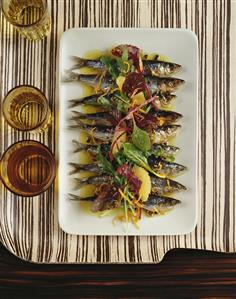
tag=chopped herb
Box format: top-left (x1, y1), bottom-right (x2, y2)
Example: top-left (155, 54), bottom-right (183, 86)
top-left (122, 48), bottom-right (129, 61)
top-left (113, 92), bottom-right (130, 113)
top-left (97, 95), bottom-right (111, 107)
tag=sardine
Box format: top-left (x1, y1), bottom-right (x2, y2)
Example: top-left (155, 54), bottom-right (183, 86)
top-left (150, 175), bottom-right (186, 194)
top-left (69, 162), bottom-right (102, 174)
top-left (73, 173), bottom-right (186, 195)
top-left (69, 56), bottom-right (181, 77)
top-left (146, 76), bottom-right (185, 94)
top-left (71, 109), bottom-right (181, 128)
top-left (69, 124), bottom-right (114, 142)
top-left (148, 155), bottom-right (187, 177)
top-left (71, 111), bottom-right (116, 127)
top-left (152, 125), bottom-right (181, 143)
top-left (143, 60), bottom-right (182, 77)
top-left (143, 195), bottom-right (181, 213)
top-left (64, 72), bottom-right (184, 94)
top-left (63, 72), bottom-right (115, 91)
top-left (69, 193), bottom-right (180, 216)
top-left (69, 92), bottom-right (176, 108)
top-left (70, 56), bottom-right (105, 70)
top-left (72, 140), bottom-right (110, 154)
top-left (69, 93), bottom-right (106, 108)
top-left (75, 175), bottom-right (110, 187)
top-left (72, 140), bottom-right (179, 159)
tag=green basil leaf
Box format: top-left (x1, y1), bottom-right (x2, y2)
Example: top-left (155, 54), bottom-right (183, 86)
top-left (122, 143), bottom-right (157, 176)
top-left (131, 123), bottom-right (151, 152)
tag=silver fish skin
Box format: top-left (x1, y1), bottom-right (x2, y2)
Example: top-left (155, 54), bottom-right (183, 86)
top-left (69, 56), bottom-right (105, 70)
top-left (143, 60), bottom-right (182, 77)
top-left (151, 144), bottom-right (180, 156)
top-left (72, 140), bottom-right (110, 154)
top-left (68, 92), bottom-right (176, 108)
top-left (146, 76), bottom-right (185, 94)
top-left (152, 125), bottom-right (181, 143)
top-left (150, 175), bottom-right (186, 194)
top-left (64, 72), bottom-right (115, 91)
top-left (72, 140), bottom-right (179, 158)
top-left (64, 72), bottom-right (184, 93)
top-left (75, 175), bottom-right (110, 187)
top-left (143, 195), bottom-right (181, 213)
top-left (147, 156), bottom-right (187, 177)
top-left (69, 124), bottom-right (114, 142)
top-left (154, 93), bottom-right (177, 108)
top-left (150, 109), bottom-right (182, 125)
top-left (69, 56), bottom-right (182, 77)
top-left (69, 94), bottom-right (105, 108)
top-left (71, 111), bottom-right (116, 127)
top-left (71, 109), bottom-right (181, 127)
top-left (69, 162), bottom-right (102, 174)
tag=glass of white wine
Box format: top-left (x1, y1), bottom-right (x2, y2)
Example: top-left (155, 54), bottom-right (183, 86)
top-left (3, 85), bottom-right (51, 132)
top-left (0, 140), bottom-right (56, 196)
top-left (1, 0), bottom-right (51, 40)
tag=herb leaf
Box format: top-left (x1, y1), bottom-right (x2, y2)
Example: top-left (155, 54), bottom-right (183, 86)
top-left (131, 122), bottom-right (151, 152)
top-left (122, 143), bottom-right (158, 176)
top-left (100, 56), bottom-right (119, 79)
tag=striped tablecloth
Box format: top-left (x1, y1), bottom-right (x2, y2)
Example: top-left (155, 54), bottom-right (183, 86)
top-left (0, 0), bottom-right (235, 263)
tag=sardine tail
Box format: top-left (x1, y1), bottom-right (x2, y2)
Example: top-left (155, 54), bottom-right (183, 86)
top-left (72, 140), bottom-right (89, 152)
top-left (69, 56), bottom-right (86, 70)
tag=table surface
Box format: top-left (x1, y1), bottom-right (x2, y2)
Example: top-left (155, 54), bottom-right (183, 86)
top-left (0, 245), bottom-right (235, 298)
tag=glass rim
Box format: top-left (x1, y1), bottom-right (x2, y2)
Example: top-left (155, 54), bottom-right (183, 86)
top-left (1, 0), bottom-right (48, 28)
top-left (3, 84), bottom-right (50, 132)
top-left (0, 140), bottom-right (56, 197)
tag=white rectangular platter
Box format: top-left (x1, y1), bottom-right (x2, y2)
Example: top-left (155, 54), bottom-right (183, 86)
top-left (58, 28), bottom-right (198, 236)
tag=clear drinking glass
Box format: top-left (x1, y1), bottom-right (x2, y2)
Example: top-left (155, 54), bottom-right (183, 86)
top-left (1, 0), bottom-right (51, 40)
top-left (0, 140), bottom-right (56, 196)
top-left (3, 85), bottom-right (51, 132)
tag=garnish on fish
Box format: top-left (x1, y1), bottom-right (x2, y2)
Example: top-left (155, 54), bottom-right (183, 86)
top-left (69, 56), bottom-right (182, 77)
top-left (74, 173), bottom-right (186, 195)
top-left (65, 44), bottom-right (187, 227)
top-left (71, 109), bottom-right (182, 128)
top-left (69, 92), bottom-right (177, 108)
top-left (64, 72), bottom-right (184, 94)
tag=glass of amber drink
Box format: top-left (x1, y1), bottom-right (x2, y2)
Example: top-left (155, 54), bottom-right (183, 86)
top-left (3, 85), bottom-right (51, 133)
top-left (1, 0), bottom-right (50, 40)
top-left (0, 141), bottom-right (56, 196)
